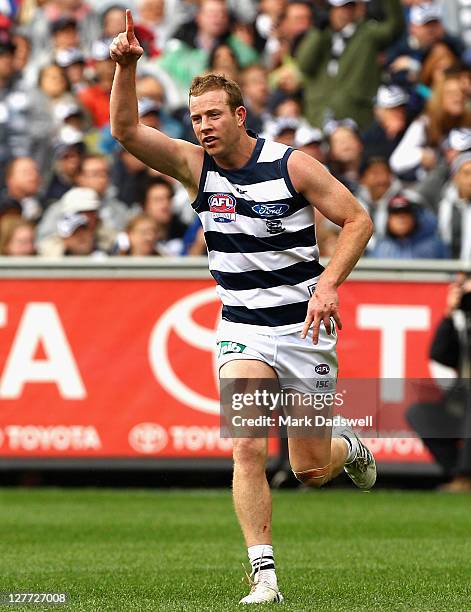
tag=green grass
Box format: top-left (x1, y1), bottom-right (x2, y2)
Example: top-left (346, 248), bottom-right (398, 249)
top-left (0, 488), bottom-right (470, 611)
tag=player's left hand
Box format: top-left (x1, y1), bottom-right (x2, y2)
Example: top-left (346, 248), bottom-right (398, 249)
top-left (301, 282), bottom-right (342, 344)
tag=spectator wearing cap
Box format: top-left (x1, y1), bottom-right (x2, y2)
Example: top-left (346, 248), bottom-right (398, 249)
top-left (265, 116), bottom-right (300, 147)
top-left (240, 64), bottom-right (270, 135)
top-left (0, 32), bottom-right (31, 188)
top-left (53, 212), bottom-right (105, 257)
top-left (325, 119), bottom-right (363, 192)
top-left (294, 124), bottom-right (326, 163)
top-left (55, 47), bottom-right (88, 93)
top-left (43, 141), bottom-right (85, 204)
top-left (436, 153), bottom-right (471, 260)
top-left (386, 2), bottom-right (463, 90)
top-left (0, 217), bottom-right (36, 256)
top-left (390, 72), bottom-right (471, 182)
top-left (356, 156), bottom-right (403, 242)
top-left (296, 0), bottom-right (404, 129)
top-left (78, 39), bottom-right (115, 128)
top-left (370, 193), bottom-right (449, 259)
top-left (55, 103), bottom-right (88, 146)
top-left (1, 157), bottom-right (43, 222)
top-left (362, 84), bottom-right (409, 160)
top-left (37, 187), bottom-right (111, 256)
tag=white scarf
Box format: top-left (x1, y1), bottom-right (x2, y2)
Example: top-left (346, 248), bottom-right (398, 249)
top-left (327, 23), bottom-right (357, 77)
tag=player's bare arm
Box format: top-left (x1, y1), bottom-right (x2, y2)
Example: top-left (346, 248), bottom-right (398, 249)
top-left (109, 9), bottom-right (202, 197)
top-left (288, 150), bottom-right (374, 343)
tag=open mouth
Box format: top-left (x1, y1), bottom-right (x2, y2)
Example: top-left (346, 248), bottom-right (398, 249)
top-left (203, 136), bottom-right (218, 146)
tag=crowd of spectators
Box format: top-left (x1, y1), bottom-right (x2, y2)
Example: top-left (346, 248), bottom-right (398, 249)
top-left (0, 0), bottom-right (470, 259)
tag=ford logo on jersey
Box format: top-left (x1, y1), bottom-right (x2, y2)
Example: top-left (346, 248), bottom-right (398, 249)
top-left (209, 194), bottom-right (237, 223)
top-left (252, 203), bottom-right (290, 218)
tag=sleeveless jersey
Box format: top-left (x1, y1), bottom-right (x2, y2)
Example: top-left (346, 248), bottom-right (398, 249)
top-left (192, 137), bottom-right (324, 334)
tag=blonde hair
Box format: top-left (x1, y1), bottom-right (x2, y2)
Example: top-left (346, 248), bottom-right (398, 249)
top-left (426, 74), bottom-right (471, 146)
top-left (0, 217), bottom-right (35, 255)
top-left (420, 43), bottom-right (458, 88)
top-left (189, 73), bottom-right (244, 113)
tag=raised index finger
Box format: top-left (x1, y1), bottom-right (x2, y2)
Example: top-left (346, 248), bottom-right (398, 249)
top-left (126, 9), bottom-right (134, 36)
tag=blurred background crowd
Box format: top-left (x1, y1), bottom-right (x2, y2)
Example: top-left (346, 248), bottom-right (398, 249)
top-left (0, 0), bottom-right (470, 259)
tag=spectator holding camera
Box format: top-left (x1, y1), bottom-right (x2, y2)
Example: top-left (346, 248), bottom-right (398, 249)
top-left (407, 276), bottom-right (471, 492)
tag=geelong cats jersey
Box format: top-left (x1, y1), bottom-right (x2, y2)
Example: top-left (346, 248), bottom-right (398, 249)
top-left (192, 137), bottom-right (324, 334)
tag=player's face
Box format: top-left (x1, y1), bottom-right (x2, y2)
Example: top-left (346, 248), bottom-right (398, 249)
top-left (190, 89), bottom-right (244, 157)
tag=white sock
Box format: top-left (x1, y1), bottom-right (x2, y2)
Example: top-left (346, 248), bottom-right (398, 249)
top-left (342, 434), bottom-right (359, 463)
top-left (247, 544), bottom-right (277, 587)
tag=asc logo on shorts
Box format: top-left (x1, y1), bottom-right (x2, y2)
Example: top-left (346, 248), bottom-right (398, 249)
top-left (209, 193), bottom-right (237, 223)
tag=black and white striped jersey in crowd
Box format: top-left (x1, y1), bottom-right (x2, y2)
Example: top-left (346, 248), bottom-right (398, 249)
top-left (192, 137), bottom-right (324, 334)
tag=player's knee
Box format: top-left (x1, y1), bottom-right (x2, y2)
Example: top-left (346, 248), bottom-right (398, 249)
top-left (292, 464), bottom-right (331, 488)
top-left (233, 438), bottom-right (266, 471)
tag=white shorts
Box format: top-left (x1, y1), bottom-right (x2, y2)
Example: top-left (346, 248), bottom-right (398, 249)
top-left (216, 320), bottom-right (338, 394)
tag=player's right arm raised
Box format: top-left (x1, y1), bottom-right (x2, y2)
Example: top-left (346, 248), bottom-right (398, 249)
top-left (109, 10), bottom-right (201, 190)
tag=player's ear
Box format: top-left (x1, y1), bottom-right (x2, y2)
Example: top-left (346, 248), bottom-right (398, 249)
top-left (235, 105), bottom-right (246, 127)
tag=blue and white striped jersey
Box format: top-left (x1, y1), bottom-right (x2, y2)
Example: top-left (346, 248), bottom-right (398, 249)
top-left (192, 137), bottom-right (324, 334)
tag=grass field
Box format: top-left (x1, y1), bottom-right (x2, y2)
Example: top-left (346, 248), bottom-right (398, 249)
top-left (0, 488), bottom-right (470, 611)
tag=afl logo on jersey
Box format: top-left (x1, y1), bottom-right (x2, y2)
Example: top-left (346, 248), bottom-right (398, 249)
top-left (209, 194), bottom-right (237, 223)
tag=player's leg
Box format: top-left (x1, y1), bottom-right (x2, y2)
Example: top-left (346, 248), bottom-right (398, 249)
top-left (287, 431), bottom-right (348, 487)
top-left (275, 326), bottom-right (376, 490)
top-left (220, 358), bottom-right (283, 604)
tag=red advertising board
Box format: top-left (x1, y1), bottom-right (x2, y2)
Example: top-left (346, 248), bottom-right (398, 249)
top-left (0, 275), bottom-right (450, 467)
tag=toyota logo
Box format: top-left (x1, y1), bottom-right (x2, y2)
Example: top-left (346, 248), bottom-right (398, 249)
top-left (128, 422), bottom-right (168, 454)
top-left (149, 287), bottom-right (221, 415)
